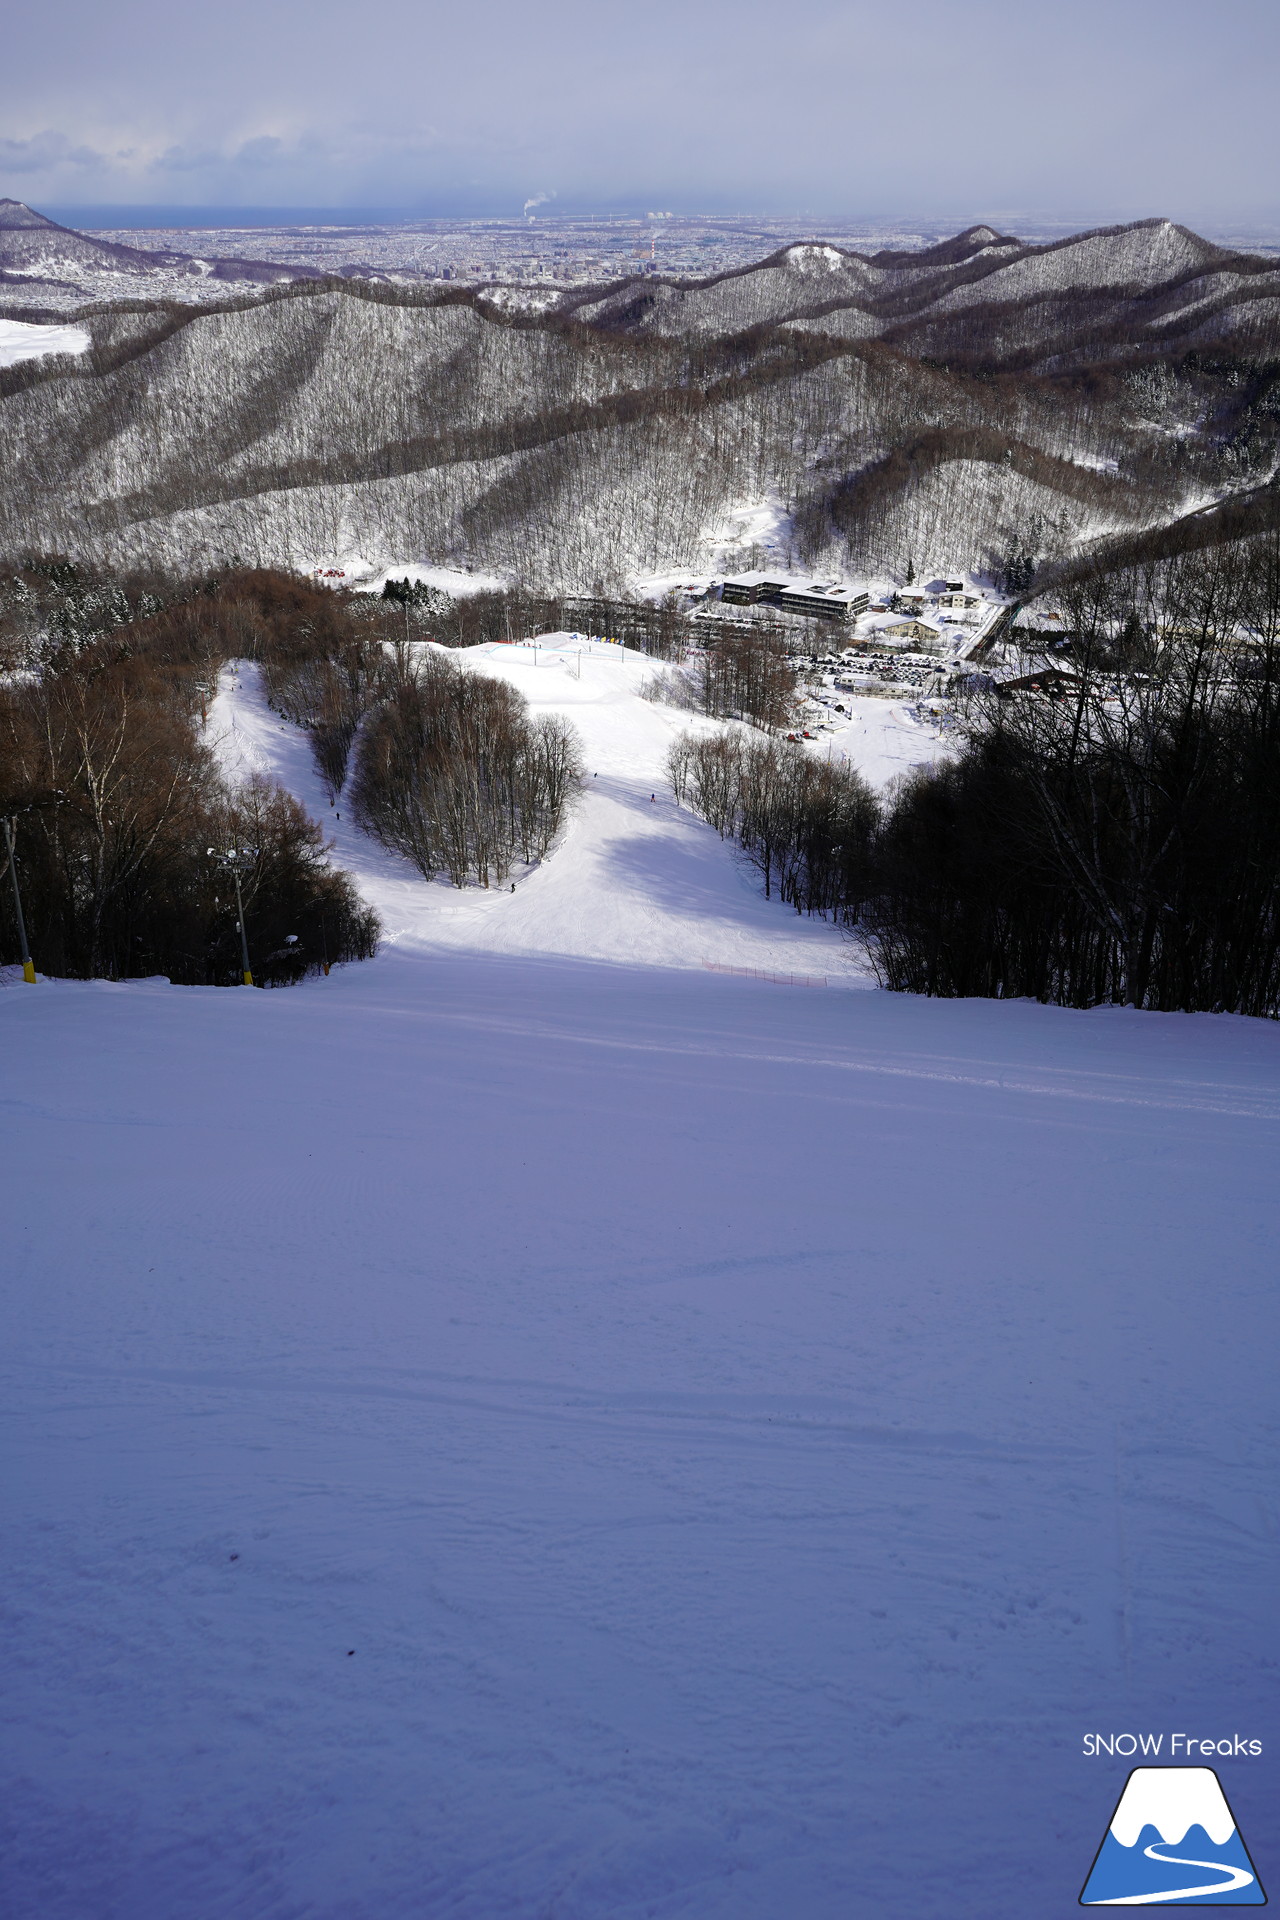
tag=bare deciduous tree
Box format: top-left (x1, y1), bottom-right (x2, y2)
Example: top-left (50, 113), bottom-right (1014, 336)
top-left (350, 651), bottom-right (584, 887)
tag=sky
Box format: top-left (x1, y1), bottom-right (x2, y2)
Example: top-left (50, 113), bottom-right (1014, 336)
top-left (3, 0), bottom-right (1278, 224)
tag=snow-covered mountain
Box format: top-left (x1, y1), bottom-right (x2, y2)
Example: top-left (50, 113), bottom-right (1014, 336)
top-left (1, 213), bottom-right (1278, 586)
top-left (0, 199), bottom-right (316, 300)
top-left (568, 219), bottom-right (1279, 362)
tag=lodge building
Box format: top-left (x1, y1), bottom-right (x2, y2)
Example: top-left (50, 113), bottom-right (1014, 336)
top-left (717, 573), bottom-right (871, 622)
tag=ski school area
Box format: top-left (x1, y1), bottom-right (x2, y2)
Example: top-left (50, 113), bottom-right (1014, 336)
top-left (2, 630), bottom-right (1278, 1919)
top-left (505, 632), bottom-right (638, 674)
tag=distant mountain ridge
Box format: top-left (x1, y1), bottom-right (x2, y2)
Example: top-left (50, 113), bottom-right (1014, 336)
top-left (567, 219), bottom-right (1276, 367)
top-left (0, 199), bottom-right (317, 295)
top-left (2, 210), bottom-right (1279, 588)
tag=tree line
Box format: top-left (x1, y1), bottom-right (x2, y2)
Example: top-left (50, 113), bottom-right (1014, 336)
top-left (866, 538), bottom-right (1280, 1013)
top-left (0, 556), bottom-right (597, 979)
top-left (0, 562), bottom-right (378, 984)
top-left (13, 538), bottom-right (1280, 1015)
top-left (152, 567), bottom-right (587, 891)
top-left (669, 729), bottom-right (878, 915)
top-left (673, 536), bottom-right (1280, 1016)
top-left (378, 579), bottom-right (691, 659)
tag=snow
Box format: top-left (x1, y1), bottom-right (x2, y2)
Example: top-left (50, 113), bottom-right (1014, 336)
top-left (354, 562), bottom-right (508, 597)
top-left (631, 568), bottom-right (719, 600)
top-left (1111, 1770), bottom-right (1236, 1849)
top-left (784, 244), bottom-right (845, 272)
top-left (4, 944), bottom-right (1278, 1917)
top-left (700, 496), bottom-right (792, 570)
top-left (805, 695), bottom-right (955, 790)
top-left (207, 644), bottom-right (866, 978)
top-left (478, 286), bottom-right (565, 315)
top-left (933, 221), bottom-right (1221, 314)
top-left (4, 640), bottom-right (1277, 1918)
top-left (307, 560), bottom-right (507, 596)
top-left (0, 317), bottom-right (90, 368)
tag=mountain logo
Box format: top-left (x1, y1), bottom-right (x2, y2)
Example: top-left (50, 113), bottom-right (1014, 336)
top-left (1081, 1767), bottom-right (1265, 1905)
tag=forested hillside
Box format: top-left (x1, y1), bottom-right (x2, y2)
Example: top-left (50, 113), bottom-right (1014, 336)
top-left (3, 219), bottom-right (1280, 588)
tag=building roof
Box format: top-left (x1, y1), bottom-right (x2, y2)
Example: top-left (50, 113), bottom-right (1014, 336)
top-left (721, 571), bottom-right (868, 608)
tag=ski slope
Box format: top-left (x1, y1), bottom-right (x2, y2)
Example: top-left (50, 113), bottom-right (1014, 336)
top-left (207, 640), bottom-right (875, 978)
top-left (811, 695), bottom-right (956, 791)
top-left (3, 642), bottom-right (1278, 1920)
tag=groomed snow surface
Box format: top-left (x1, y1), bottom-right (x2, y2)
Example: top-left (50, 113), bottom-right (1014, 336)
top-left (208, 639), bottom-right (896, 979)
top-left (3, 642), bottom-right (1277, 1919)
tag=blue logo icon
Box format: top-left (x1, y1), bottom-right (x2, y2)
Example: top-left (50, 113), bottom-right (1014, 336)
top-left (1081, 1767), bottom-right (1265, 1905)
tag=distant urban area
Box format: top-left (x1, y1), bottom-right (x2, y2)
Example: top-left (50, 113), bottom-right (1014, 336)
top-left (72, 209), bottom-right (1280, 290)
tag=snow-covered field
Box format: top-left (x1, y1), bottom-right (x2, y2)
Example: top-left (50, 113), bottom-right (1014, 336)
top-left (3, 643), bottom-right (1277, 1919)
top-left (352, 562), bottom-right (508, 598)
top-left (814, 697), bottom-right (956, 791)
top-left (0, 317), bottom-right (91, 367)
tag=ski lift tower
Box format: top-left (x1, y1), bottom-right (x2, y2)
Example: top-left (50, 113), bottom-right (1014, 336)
top-left (208, 845), bottom-right (259, 986)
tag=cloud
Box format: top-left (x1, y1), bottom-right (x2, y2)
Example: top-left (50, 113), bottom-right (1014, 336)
top-left (150, 144), bottom-right (225, 175)
top-left (0, 130), bottom-right (103, 173)
top-left (234, 135), bottom-right (286, 169)
top-left (0, 0), bottom-right (1276, 220)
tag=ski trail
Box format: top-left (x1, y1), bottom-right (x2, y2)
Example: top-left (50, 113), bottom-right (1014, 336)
top-left (416, 1007), bottom-right (1280, 1121)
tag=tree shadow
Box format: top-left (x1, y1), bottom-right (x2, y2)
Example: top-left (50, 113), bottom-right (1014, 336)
top-left (600, 830), bottom-right (771, 921)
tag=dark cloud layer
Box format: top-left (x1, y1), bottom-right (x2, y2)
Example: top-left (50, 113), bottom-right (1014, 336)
top-left (3, 0), bottom-right (1277, 220)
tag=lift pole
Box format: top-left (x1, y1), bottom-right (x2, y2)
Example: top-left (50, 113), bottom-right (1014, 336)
top-left (231, 864), bottom-right (253, 986)
top-left (2, 816), bottom-right (36, 983)
top-left (210, 846), bottom-right (258, 985)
